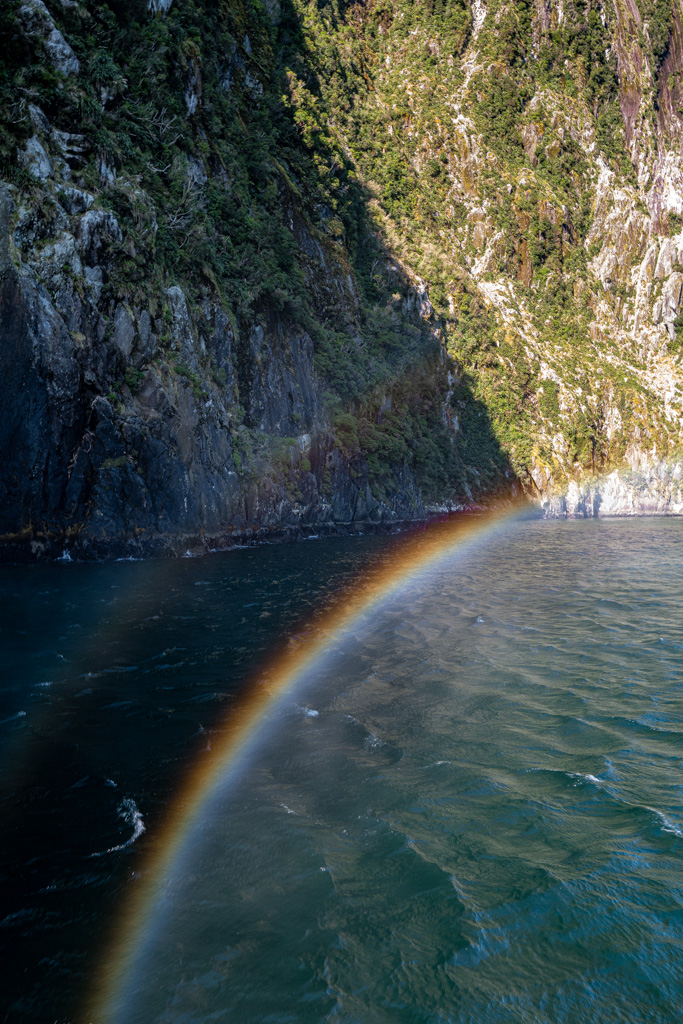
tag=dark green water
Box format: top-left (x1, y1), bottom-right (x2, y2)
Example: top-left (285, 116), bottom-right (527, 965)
top-left (3, 519), bottom-right (683, 1022)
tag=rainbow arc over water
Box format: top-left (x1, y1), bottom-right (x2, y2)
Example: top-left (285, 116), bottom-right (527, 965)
top-left (91, 502), bottom-right (530, 1023)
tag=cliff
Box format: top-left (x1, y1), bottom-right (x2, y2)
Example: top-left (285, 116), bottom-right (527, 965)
top-left (3, 0), bottom-right (683, 558)
top-left (1, 0), bottom-right (503, 560)
top-left (296, 0), bottom-right (683, 515)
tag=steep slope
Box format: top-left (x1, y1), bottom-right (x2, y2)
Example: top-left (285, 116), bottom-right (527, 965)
top-left (1, 0), bottom-right (511, 560)
top-left (294, 0), bottom-right (683, 513)
top-left (4, 0), bottom-right (683, 562)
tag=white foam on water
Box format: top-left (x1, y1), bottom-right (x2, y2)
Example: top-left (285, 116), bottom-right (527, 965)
top-left (364, 733), bottom-right (384, 750)
top-left (650, 808), bottom-right (683, 838)
top-left (89, 798), bottom-right (146, 857)
top-left (568, 772), bottom-right (603, 785)
top-left (526, 767), bottom-right (605, 787)
top-left (0, 711), bottom-right (26, 724)
top-left (105, 779), bottom-right (118, 788)
top-left (295, 704), bottom-right (319, 717)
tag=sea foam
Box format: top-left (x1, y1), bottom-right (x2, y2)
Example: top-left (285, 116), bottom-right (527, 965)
top-left (90, 798), bottom-right (145, 857)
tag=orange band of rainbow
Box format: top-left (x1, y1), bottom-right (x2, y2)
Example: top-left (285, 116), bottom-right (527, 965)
top-left (89, 503), bottom-right (530, 1022)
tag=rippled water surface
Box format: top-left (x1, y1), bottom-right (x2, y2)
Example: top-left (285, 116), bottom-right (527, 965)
top-left (3, 518), bottom-right (683, 1023)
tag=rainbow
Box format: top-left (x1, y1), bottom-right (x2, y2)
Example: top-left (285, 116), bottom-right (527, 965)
top-left (90, 502), bottom-right (530, 1023)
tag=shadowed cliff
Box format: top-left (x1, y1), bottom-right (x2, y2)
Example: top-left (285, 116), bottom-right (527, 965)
top-left (0, 0), bottom-right (517, 561)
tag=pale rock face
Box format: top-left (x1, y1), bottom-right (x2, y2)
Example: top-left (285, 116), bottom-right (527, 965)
top-left (544, 448), bottom-right (683, 516)
top-left (244, 71), bottom-right (263, 97)
top-left (18, 0), bottom-right (80, 76)
top-left (166, 285), bottom-right (196, 358)
top-left (18, 136), bottom-right (53, 181)
top-left (113, 305), bottom-right (135, 361)
top-left (148, 0), bottom-right (173, 12)
top-left (654, 237), bottom-right (677, 279)
top-left (98, 156), bottom-right (116, 188)
top-left (530, 463), bottom-right (550, 492)
top-left (83, 265), bottom-right (103, 301)
top-left (57, 187), bottom-right (94, 217)
top-left (262, 0), bottom-right (281, 25)
top-left (661, 272), bottom-right (683, 323)
top-left (136, 310), bottom-right (157, 363)
top-left (76, 209), bottom-right (122, 265)
top-left (520, 123), bottom-right (541, 164)
top-left (187, 157), bottom-right (207, 187)
top-left (598, 472), bottom-right (636, 515)
top-left (403, 281), bottom-right (433, 318)
top-left (184, 61), bottom-right (202, 115)
top-left (51, 128), bottom-right (88, 165)
top-left (28, 103), bottom-right (51, 134)
top-left (471, 0), bottom-right (487, 36)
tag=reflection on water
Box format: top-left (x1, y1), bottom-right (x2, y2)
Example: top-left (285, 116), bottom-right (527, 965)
top-left (3, 519), bottom-right (683, 1022)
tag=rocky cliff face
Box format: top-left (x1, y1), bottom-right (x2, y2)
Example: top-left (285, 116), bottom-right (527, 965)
top-left (0, 169), bottom-right (444, 559)
top-left (5, 0), bottom-right (683, 560)
top-left (303, 0), bottom-right (683, 515)
top-left (0, 0), bottom-right (497, 561)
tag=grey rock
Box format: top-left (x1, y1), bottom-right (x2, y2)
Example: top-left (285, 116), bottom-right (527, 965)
top-left (148, 0), bottom-right (173, 11)
top-left (28, 103), bottom-right (51, 134)
top-left (244, 71), bottom-right (263, 96)
top-left (136, 309), bottom-right (156, 362)
top-left (245, 321), bottom-right (322, 435)
top-left (51, 128), bottom-right (89, 165)
top-left (185, 61), bottom-right (201, 115)
top-left (661, 272), bottom-right (683, 321)
top-left (166, 285), bottom-right (195, 357)
top-left (262, 0), bottom-right (281, 25)
top-left (76, 209), bottom-right (122, 264)
top-left (113, 305), bottom-right (135, 361)
top-left (84, 265), bottom-right (103, 301)
top-left (18, 136), bottom-right (53, 181)
top-left (18, 0), bottom-right (80, 76)
top-left (57, 186), bottom-right (94, 216)
top-left (13, 197), bottom-right (68, 252)
top-left (98, 156), bottom-right (116, 187)
top-left (219, 44), bottom-right (241, 92)
top-left (655, 238), bottom-right (676, 279)
top-left (187, 157), bottom-right (207, 187)
top-left (34, 231), bottom-right (82, 291)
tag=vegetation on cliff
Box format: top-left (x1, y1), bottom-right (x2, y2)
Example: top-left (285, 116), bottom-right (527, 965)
top-left (3, 0), bottom-right (683, 552)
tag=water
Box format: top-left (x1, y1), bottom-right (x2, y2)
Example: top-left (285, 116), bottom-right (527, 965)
top-left (3, 519), bottom-right (683, 1022)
